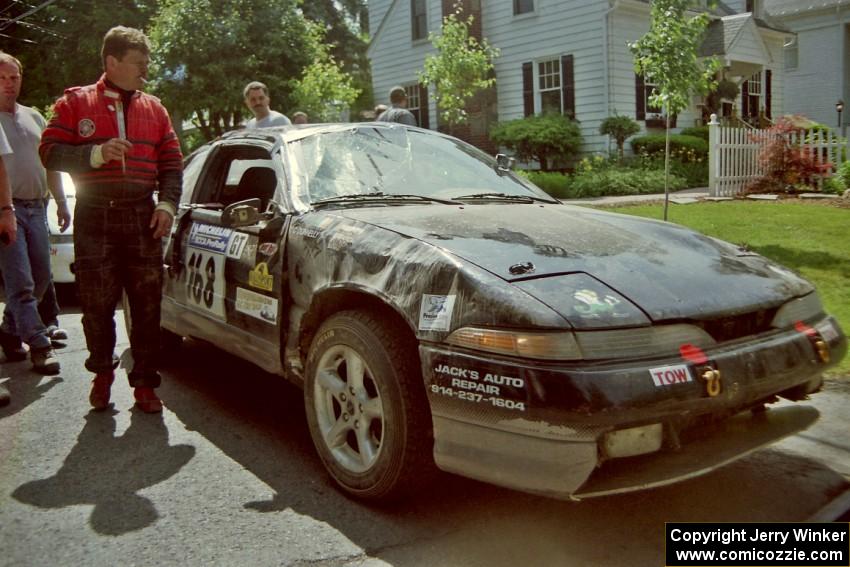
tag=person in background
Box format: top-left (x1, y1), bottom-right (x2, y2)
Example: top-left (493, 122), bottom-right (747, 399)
top-left (0, 135), bottom-right (15, 406)
top-left (40, 26), bottom-right (183, 413)
top-left (0, 51), bottom-right (67, 375)
top-left (374, 104), bottom-right (387, 120)
top-left (292, 111), bottom-right (308, 125)
top-left (375, 86), bottom-right (416, 126)
top-left (243, 81), bottom-right (291, 128)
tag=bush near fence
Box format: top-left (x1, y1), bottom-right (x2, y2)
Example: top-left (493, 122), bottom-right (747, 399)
top-left (518, 160), bottom-right (687, 199)
top-left (631, 134), bottom-right (708, 160)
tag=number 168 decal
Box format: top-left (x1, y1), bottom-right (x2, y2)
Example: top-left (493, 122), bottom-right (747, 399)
top-left (184, 249), bottom-right (226, 318)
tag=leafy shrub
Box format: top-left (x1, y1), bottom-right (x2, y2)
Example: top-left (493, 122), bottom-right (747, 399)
top-left (599, 114), bottom-right (641, 162)
top-left (628, 153), bottom-right (707, 187)
top-left (518, 170), bottom-right (573, 198)
top-left (569, 168), bottom-right (687, 198)
top-left (679, 126), bottom-right (709, 141)
top-left (823, 176), bottom-right (845, 195)
top-left (746, 117), bottom-right (833, 193)
top-left (630, 134), bottom-right (708, 160)
top-left (490, 114), bottom-right (583, 170)
top-left (835, 160), bottom-right (850, 188)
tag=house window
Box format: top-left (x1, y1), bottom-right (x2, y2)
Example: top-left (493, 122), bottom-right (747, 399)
top-left (411, 0), bottom-right (427, 41)
top-left (403, 84), bottom-right (430, 128)
top-left (514, 0), bottom-right (534, 16)
top-left (538, 59), bottom-right (562, 114)
top-left (784, 41), bottom-right (798, 70)
top-left (742, 71), bottom-right (761, 119)
top-left (643, 75), bottom-right (662, 115)
top-left (404, 84), bottom-right (422, 125)
top-left (747, 72), bottom-right (762, 97)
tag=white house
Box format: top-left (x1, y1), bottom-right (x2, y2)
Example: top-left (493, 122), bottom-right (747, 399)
top-left (765, 0), bottom-right (850, 132)
top-left (368, 0), bottom-right (792, 155)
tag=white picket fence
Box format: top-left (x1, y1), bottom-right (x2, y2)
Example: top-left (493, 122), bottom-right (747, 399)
top-left (707, 114), bottom-right (848, 197)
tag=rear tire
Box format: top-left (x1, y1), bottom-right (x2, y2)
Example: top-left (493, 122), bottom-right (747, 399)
top-left (304, 310), bottom-right (434, 501)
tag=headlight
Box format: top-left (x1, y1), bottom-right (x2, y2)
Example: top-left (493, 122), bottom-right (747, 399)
top-left (445, 328), bottom-right (582, 360)
top-left (771, 293), bottom-right (825, 329)
top-left (446, 324), bottom-right (716, 361)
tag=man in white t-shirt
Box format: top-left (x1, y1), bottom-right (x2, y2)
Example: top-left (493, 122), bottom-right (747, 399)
top-left (243, 81), bottom-right (291, 128)
top-left (0, 123), bottom-right (16, 406)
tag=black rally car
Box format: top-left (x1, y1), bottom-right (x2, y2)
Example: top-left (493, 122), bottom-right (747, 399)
top-left (159, 123), bottom-right (846, 501)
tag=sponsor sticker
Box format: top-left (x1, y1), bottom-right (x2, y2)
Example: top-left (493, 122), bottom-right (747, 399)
top-left (258, 242), bottom-right (278, 256)
top-left (249, 262), bottom-right (274, 291)
top-left (649, 364), bottom-right (693, 387)
top-left (418, 294), bottom-right (456, 332)
top-left (188, 223), bottom-right (233, 254)
top-left (226, 232), bottom-right (249, 259)
top-left (291, 224), bottom-right (321, 239)
top-left (235, 287), bottom-right (278, 324)
top-left (78, 118), bottom-right (95, 138)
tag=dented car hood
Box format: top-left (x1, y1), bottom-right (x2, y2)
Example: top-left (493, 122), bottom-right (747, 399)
top-left (334, 203), bottom-right (813, 322)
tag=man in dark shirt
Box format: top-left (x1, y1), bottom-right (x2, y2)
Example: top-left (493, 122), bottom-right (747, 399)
top-left (376, 86), bottom-right (417, 126)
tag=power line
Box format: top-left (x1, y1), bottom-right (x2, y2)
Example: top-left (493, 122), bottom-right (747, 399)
top-left (0, 0), bottom-right (59, 32)
top-left (0, 16), bottom-right (66, 39)
top-left (0, 31), bottom-right (38, 44)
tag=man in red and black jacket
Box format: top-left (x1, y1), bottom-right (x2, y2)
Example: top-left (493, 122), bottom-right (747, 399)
top-left (40, 26), bottom-right (183, 413)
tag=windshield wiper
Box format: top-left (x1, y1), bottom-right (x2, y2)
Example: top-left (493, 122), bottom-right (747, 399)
top-left (312, 192), bottom-right (455, 207)
top-left (452, 192), bottom-right (553, 203)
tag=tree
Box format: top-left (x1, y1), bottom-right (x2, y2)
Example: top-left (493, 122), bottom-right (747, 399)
top-left (490, 114), bottom-right (583, 171)
top-left (599, 114), bottom-right (641, 163)
top-left (290, 54), bottom-right (362, 122)
top-left (629, 0), bottom-right (719, 219)
top-left (419, 2), bottom-right (499, 130)
top-left (299, 0), bottom-right (372, 119)
top-left (2, 1), bottom-right (156, 109)
top-left (148, 0), bottom-right (327, 140)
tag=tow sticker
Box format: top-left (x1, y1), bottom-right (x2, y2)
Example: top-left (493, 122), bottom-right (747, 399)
top-left (649, 364), bottom-right (693, 387)
top-left (418, 294), bottom-right (456, 331)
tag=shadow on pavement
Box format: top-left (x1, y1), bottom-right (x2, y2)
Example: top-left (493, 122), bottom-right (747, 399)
top-left (0, 363), bottom-right (63, 420)
top-left (12, 406), bottom-right (195, 536)
top-left (154, 339), bottom-right (850, 566)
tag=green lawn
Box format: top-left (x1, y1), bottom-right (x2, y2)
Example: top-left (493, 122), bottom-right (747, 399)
top-left (601, 201), bottom-right (850, 375)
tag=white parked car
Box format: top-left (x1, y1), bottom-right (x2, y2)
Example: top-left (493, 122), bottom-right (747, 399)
top-left (46, 172), bottom-right (75, 284)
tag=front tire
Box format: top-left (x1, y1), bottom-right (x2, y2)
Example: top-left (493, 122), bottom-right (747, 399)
top-left (304, 310), bottom-right (433, 501)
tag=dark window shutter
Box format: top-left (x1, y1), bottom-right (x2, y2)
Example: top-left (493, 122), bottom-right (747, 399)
top-left (635, 73), bottom-right (645, 120)
top-left (741, 80), bottom-right (750, 117)
top-left (522, 62), bottom-right (534, 117)
top-left (765, 70), bottom-right (772, 119)
top-left (561, 54), bottom-right (575, 119)
top-left (419, 84), bottom-right (430, 129)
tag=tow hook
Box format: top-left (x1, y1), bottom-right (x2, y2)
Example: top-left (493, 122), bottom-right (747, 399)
top-left (700, 367), bottom-right (722, 397)
top-left (679, 344), bottom-right (722, 397)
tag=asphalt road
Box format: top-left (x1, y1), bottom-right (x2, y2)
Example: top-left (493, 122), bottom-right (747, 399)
top-left (1, 302), bottom-right (849, 567)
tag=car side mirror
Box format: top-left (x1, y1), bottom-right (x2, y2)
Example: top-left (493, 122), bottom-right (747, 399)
top-left (495, 153), bottom-right (515, 174)
top-left (222, 198), bottom-right (261, 227)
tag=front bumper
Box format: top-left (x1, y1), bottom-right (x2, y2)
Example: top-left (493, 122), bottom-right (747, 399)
top-left (420, 315), bottom-right (846, 499)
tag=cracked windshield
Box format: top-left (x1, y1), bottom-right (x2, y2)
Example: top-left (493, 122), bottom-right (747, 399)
top-left (291, 126), bottom-right (551, 203)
